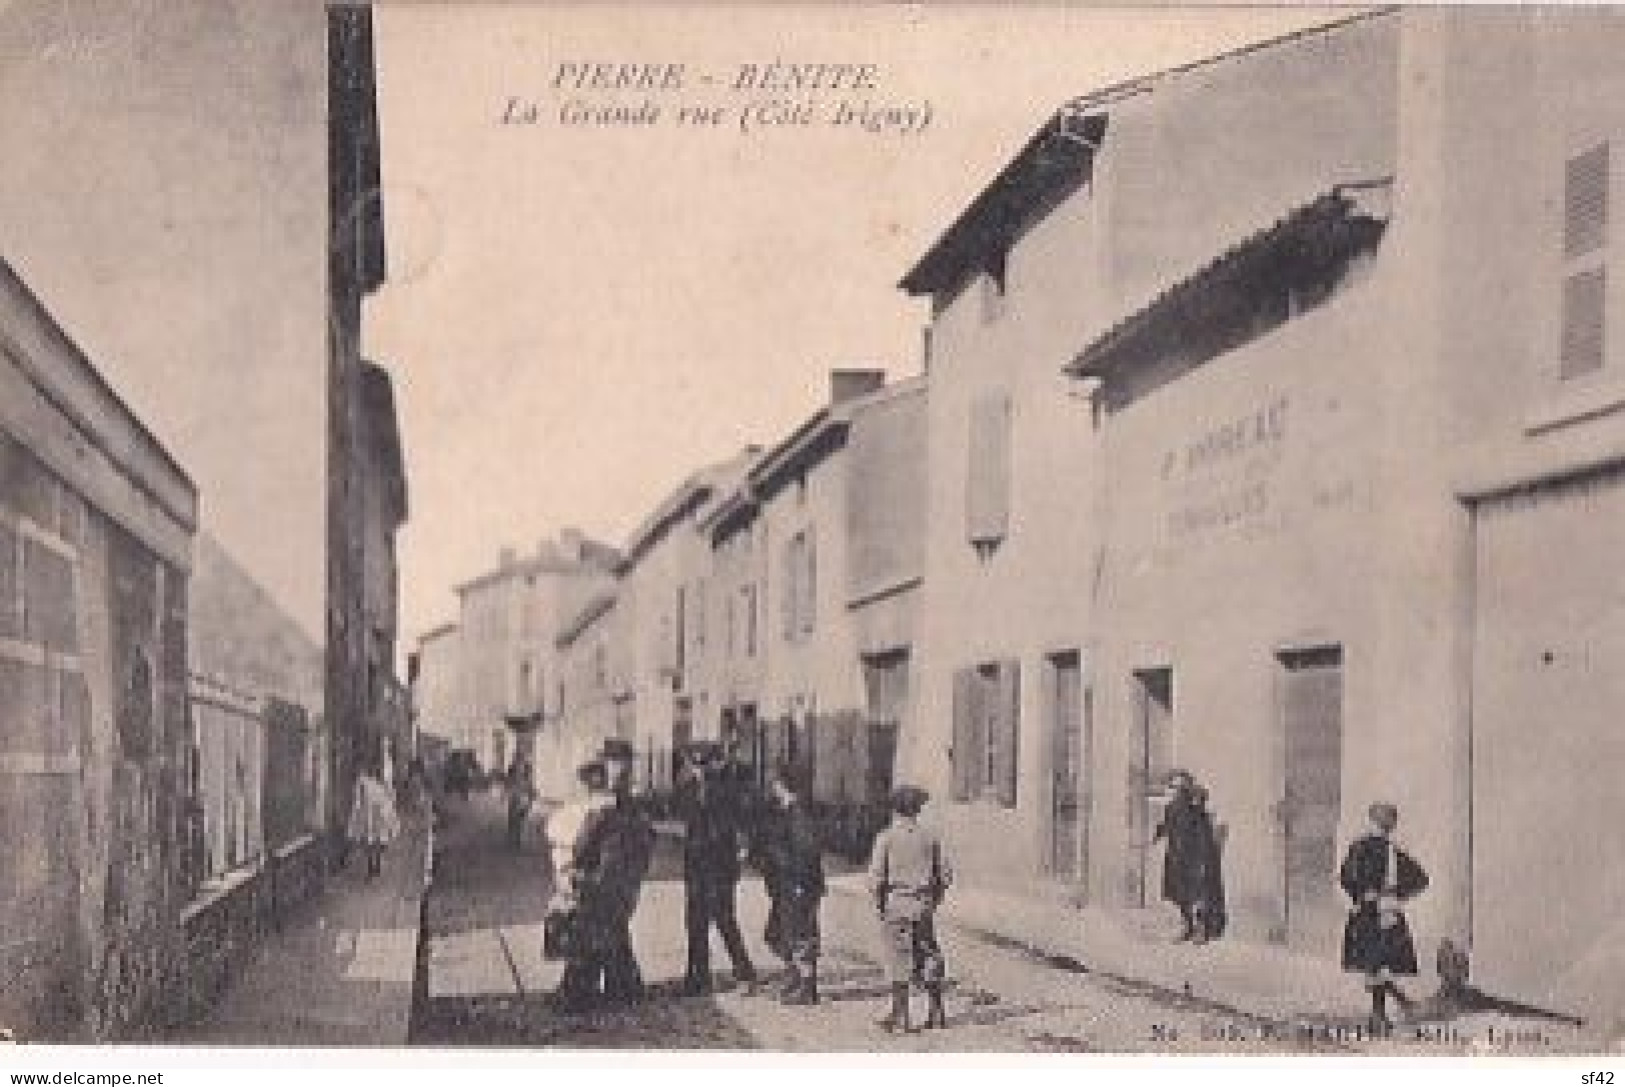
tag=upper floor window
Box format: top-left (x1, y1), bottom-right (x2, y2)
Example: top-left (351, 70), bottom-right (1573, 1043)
top-left (979, 249), bottom-right (1009, 325)
top-left (1561, 142), bottom-right (1610, 380)
top-left (966, 388), bottom-right (1013, 555)
top-left (781, 530), bottom-right (817, 641)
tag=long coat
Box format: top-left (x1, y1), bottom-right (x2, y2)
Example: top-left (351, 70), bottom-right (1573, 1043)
top-left (573, 796), bottom-right (656, 953)
top-left (1339, 832), bottom-right (1428, 975)
top-left (1155, 794), bottom-right (1222, 912)
top-left (674, 768), bottom-right (749, 884)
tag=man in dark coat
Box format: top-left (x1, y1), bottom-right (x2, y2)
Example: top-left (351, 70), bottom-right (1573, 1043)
top-left (1339, 801), bottom-right (1429, 1036)
top-left (752, 760), bottom-right (825, 1004)
top-left (675, 742), bottom-right (758, 995)
top-left (557, 741), bottom-right (656, 1011)
top-left (1153, 770), bottom-right (1224, 942)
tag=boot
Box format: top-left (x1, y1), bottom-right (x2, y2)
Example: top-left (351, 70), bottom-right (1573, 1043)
top-left (1367, 985), bottom-right (1393, 1037)
top-left (780, 965), bottom-right (819, 1005)
top-left (877, 983), bottom-right (911, 1033)
top-left (923, 983), bottom-right (948, 1030)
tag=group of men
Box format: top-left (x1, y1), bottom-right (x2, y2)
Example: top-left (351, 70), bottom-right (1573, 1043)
top-left (541, 738), bottom-right (957, 1034)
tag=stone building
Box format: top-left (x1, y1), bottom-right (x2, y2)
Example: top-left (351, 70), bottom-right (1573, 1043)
top-left (613, 451), bottom-right (756, 795)
top-left (0, 258), bottom-right (197, 1039)
top-left (451, 532), bottom-right (619, 780)
top-left (901, 7), bottom-right (1625, 1024)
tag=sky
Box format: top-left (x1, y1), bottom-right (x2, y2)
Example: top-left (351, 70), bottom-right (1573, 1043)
top-left (365, 4), bottom-right (1353, 647)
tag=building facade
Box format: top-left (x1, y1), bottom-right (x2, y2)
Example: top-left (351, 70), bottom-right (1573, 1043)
top-left (1, 258), bottom-right (198, 1039)
top-left (894, 7), bottom-right (1625, 1024)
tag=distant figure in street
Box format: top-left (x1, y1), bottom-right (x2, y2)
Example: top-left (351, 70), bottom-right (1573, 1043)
top-left (506, 752), bottom-right (536, 851)
top-left (674, 742), bottom-right (758, 995)
top-left (1340, 802), bottom-right (1429, 1036)
top-left (867, 784), bottom-right (953, 1033)
top-left (1152, 769), bottom-right (1224, 943)
top-left (753, 760), bottom-right (825, 1005)
top-left (347, 758), bottom-right (400, 879)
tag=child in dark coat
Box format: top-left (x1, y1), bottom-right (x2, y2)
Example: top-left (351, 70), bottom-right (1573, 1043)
top-left (1340, 801), bottom-right (1429, 1036)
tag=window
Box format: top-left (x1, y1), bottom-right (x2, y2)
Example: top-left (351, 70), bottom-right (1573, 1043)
top-left (781, 531), bottom-right (817, 641)
top-left (1561, 143), bottom-right (1610, 379)
top-left (744, 583), bottom-right (759, 656)
top-left (950, 659), bottom-right (1020, 808)
top-left (966, 389), bottom-right (1013, 553)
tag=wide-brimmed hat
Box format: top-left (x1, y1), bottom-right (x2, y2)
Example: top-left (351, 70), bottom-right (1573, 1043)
top-left (598, 739), bottom-right (635, 762)
top-left (889, 785), bottom-right (930, 815)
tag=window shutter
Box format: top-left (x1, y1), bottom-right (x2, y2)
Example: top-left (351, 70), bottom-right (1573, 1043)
top-left (1562, 143), bottom-right (1610, 380)
top-left (1562, 266), bottom-right (1608, 379)
top-left (781, 538), bottom-right (796, 641)
top-left (802, 528), bottom-right (818, 635)
top-left (1565, 143), bottom-right (1609, 259)
top-left (966, 389), bottom-right (1013, 546)
top-left (995, 660), bottom-right (1021, 808)
top-left (950, 668), bottom-right (979, 802)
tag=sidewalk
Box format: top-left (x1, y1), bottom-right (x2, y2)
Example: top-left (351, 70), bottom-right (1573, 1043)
top-left (828, 874), bottom-right (1597, 1049)
top-left (175, 813), bottom-right (433, 1046)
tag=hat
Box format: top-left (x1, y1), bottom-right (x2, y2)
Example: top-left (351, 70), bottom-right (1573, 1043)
top-left (889, 785), bottom-right (930, 816)
top-left (599, 739), bottom-right (635, 762)
top-left (576, 758), bottom-right (607, 785)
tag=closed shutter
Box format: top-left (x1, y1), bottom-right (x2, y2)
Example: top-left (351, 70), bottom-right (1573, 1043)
top-left (1562, 143), bottom-right (1610, 379)
top-left (950, 668), bottom-right (982, 801)
top-left (802, 528), bottom-right (818, 635)
top-left (995, 660), bottom-right (1021, 808)
top-left (966, 389), bottom-right (1013, 545)
top-left (781, 538), bottom-right (796, 641)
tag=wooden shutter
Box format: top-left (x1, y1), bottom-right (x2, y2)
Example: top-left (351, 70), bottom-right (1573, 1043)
top-left (802, 528), bottom-right (818, 635)
top-left (995, 660), bottom-right (1021, 808)
top-left (950, 668), bottom-right (981, 802)
top-left (1562, 266), bottom-right (1607, 379)
top-left (1565, 143), bottom-right (1609, 259)
top-left (966, 389), bottom-right (1012, 546)
top-left (1562, 143), bottom-right (1610, 379)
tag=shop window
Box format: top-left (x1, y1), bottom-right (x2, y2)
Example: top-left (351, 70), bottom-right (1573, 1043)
top-left (1561, 143), bottom-right (1610, 380)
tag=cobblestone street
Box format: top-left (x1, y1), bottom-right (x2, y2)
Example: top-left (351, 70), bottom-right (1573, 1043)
top-left (411, 795), bottom-right (1426, 1053)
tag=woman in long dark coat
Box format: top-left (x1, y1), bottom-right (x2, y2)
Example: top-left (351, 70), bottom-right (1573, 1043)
top-left (1154, 771), bottom-right (1224, 942)
top-left (1339, 802), bottom-right (1428, 1035)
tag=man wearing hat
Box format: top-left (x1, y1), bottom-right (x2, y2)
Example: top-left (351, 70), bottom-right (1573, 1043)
top-left (753, 759), bottom-right (825, 1004)
top-left (550, 741), bottom-right (656, 1011)
top-left (674, 741), bottom-right (759, 995)
top-left (867, 784), bottom-right (953, 1032)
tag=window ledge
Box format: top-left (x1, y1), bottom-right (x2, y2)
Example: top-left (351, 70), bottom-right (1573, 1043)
top-left (1525, 375), bottom-right (1625, 436)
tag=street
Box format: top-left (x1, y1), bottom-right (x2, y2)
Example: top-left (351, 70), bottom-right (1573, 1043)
top-left (413, 793), bottom-right (1363, 1053)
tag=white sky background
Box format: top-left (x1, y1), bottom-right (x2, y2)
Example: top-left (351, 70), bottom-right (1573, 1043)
top-left (366, 4), bottom-right (1352, 646)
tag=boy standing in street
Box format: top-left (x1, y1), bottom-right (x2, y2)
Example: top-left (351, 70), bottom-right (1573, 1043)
top-left (754, 760), bottom-right (825, 1005)
top-left (867, 784), bottom-right (953, 1032)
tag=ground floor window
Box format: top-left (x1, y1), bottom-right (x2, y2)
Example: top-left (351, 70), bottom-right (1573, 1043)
top-left (950, 659), bottom-right (1019, 807)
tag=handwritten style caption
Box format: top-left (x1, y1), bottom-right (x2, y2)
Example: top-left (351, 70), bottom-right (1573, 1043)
top-left (501, 62), bottom-right (934, 137)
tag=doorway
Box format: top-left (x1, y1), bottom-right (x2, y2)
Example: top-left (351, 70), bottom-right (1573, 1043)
top-left (1130, 667), bottom-right (1174, 906)
top-left (1278, 645), bottom-right (1344, 953)
top-left (1047, 652), bottom-right (1089, 888)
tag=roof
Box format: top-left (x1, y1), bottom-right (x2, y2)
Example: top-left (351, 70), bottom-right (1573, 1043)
top-left (899, 8), bottom-right (1396, 301)
top-left (619, 447), bottom-right (759, 573)
top-left (360, 361), bottom-right (408, 525)
top-left (0, 256), bottom-right (198, 529)
top-left (418, 622), bottom-right (458, 644)
top-left (1066, 180), bottom-right (1392, 381)
top-left (900, 110), bottom-right (1104, 298)
top-left (707, 376), bottom-right (925, 543)
top-left (556, 587), bottom-right (618, 649)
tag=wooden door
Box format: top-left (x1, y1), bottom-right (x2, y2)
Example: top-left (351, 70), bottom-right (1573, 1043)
top-left (1048, 652), bottom-right (1086, 885)
top-left (1279, 646), bottom-right (1344, 954)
